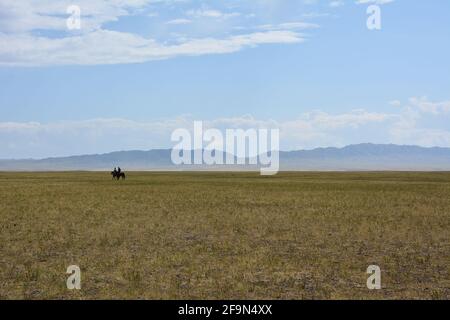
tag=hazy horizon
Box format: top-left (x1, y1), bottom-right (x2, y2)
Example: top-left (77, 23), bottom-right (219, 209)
top-left (2, 142), bottom-right (450, 161)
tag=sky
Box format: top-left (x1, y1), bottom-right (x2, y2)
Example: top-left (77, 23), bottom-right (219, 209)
top-left (0, 0), bottom-right (450, 159)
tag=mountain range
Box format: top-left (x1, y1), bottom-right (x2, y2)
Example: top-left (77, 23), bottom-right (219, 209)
top-left (1, 143), bottom-right (450, 171)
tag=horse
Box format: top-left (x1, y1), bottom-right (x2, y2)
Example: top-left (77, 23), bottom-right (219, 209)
top-left (111, 171), bottom-right (126, 180)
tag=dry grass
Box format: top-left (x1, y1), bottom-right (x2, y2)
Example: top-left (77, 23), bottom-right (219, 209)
top-left (0, 171), bottom-right (449, 299)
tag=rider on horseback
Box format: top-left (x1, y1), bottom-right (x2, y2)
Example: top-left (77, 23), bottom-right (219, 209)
top-left (111, 167), bottom-right (125, 180)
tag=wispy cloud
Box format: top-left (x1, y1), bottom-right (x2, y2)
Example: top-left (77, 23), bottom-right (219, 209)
top-left (0, 29), bottom-right (304, 67)
top-left (165, 18), bottom-right (192, 25)
top-left (257, 22), bottom-right (319, 31)
top-left (185, 8), bottom-right (240, 19)
top-left (408, 97), bottom-right (450, 115)
top-left (329, 1), bottom-right (345, 8)
top-left (0, 0), bottom-right (321, 67)
top-left (0, 105), bottom-right (429, 159)
top-left (0, 0), bottom-right (155, 33)
top-left (388, 97), bottom-right (450, 147)
top-left (0, 112), bottom-right (387, 158)
top-left (355, 0), bottom-right (395, 5)
top-left (3, 96), bottom-right (449, 158)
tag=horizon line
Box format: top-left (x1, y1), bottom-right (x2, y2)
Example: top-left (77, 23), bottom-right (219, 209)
top-left (2, 142), bottom-right (450, 162)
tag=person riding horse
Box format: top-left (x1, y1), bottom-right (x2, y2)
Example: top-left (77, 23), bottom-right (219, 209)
top-left (111, 167), bottom-right (126, 180)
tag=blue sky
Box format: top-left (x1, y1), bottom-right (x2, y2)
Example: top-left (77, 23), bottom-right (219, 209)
top-left (0, 0), bottom-right (449, 158)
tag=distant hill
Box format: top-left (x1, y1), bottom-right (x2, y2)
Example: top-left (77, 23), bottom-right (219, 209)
top-left (1, 144), bottom-right (450, 171)
top-left (281, 143), bottom-right (450, 170)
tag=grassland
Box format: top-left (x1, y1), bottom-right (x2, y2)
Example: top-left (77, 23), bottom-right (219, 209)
top-left (0, 171), bottom-right (449, 299)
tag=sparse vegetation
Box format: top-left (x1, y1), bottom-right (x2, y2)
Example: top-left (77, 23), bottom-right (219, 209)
top-left (0, 172), bottom-right (449, 299)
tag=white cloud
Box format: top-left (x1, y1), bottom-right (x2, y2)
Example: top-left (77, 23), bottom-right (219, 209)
top-left (0, 110), bottom-right (395, 158)
top-left (0, 29), bottom-right (304, 66)
top-left (3, 99), bottom-right (450, 158)
top-left (186, 8), bottom-right (240, 19)
top-left (166, 18), bottom-right (192, 25)
top-left (388, 97), bottom-right (450, 147)
top-left (257, 22), bottom-right (319, 31)
top-left (356, 0), bottom-right (394, 5)
top-left (0, 117), bottom-right (191, 158)
top-left (390, 125), bottom-right (450, 148)
top-left (389, 100), bottom-right (402, 107)
top-left (0, 0), bottom-right (319, 66)
top-left (409, 96), bottom-right (450, 115)
top-left (329, 1), bottom-right (345, 8)
top-left (0, 0), bottom-right (155, 33)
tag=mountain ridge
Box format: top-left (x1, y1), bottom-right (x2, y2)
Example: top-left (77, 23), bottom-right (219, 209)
top-left (1, 143), bottom-right (450, 171)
